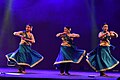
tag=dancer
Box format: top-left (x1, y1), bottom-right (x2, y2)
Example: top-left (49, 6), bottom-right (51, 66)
top-left (6, 24), bottom-right (44, 73)
top-left (54, 26), bottom-right (86, 75)
top-left (86, 23), bottom-right (119, 76)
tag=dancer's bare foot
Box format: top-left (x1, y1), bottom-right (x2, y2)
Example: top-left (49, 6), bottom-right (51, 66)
top-left (100, 71), bottom-right (108, 77)
top-left (65, 72), bottom-right (70, 75)
top-left (60, 73), bottom-right (65, 75)
top-left (22, 71), bottom-right (26, 74)
top-left (100, 74), bottom-right (108, 77)
top-left (18, 70), bottom-right (22, 73)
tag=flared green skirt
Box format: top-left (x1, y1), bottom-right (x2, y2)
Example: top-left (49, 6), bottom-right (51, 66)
top-left (86, 46), bottom-right (119, 71)
top-left (6, 44), bottom-right (44, 67)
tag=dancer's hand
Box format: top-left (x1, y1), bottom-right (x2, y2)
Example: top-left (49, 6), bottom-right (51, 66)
top-left (110, 31), bottom-right (115, 34)
top-left (56, 32), bottom-right (66, 37)
top-left (105, 32), bottom-right (109, 35)
top-left (110, 31), bottom-right (118, 38)
top-left (62, 32), bottom-right (67, 34)
top-left (19, 35), bottom-right (25, 40)
top-left (22, 37), bottom-right (26, 40)
top-left (23, 38), bottom-right (33, 43)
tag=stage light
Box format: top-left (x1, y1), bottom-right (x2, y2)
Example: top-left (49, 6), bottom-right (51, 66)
top-left (0, 0), bottom-right (13, 48)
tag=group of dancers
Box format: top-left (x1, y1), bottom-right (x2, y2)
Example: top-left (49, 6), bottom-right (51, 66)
top-left (5, 24), bottom-right (119, 77)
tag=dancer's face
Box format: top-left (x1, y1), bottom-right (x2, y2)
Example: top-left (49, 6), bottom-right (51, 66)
top-left (26, 25), bottom-right (32, 32)
top-left (64, 27), bottom-right (71, 33)
top-left (102, 25), bottom-right (108, 32)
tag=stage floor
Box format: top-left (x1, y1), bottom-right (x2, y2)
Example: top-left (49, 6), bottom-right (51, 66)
top-left (0, 68), bottom-right (119, 80)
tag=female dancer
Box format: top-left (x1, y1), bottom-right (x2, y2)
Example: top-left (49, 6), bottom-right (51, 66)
top-left (54, 26), bottom-right (86, 75)
top-left (86, 24), bottom-right (119, 76)
top-left (6, 24), bottom-right (44, 73)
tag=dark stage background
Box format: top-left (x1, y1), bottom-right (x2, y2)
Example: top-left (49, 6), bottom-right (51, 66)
top-left (0, 0), bottom-right (120, 71)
